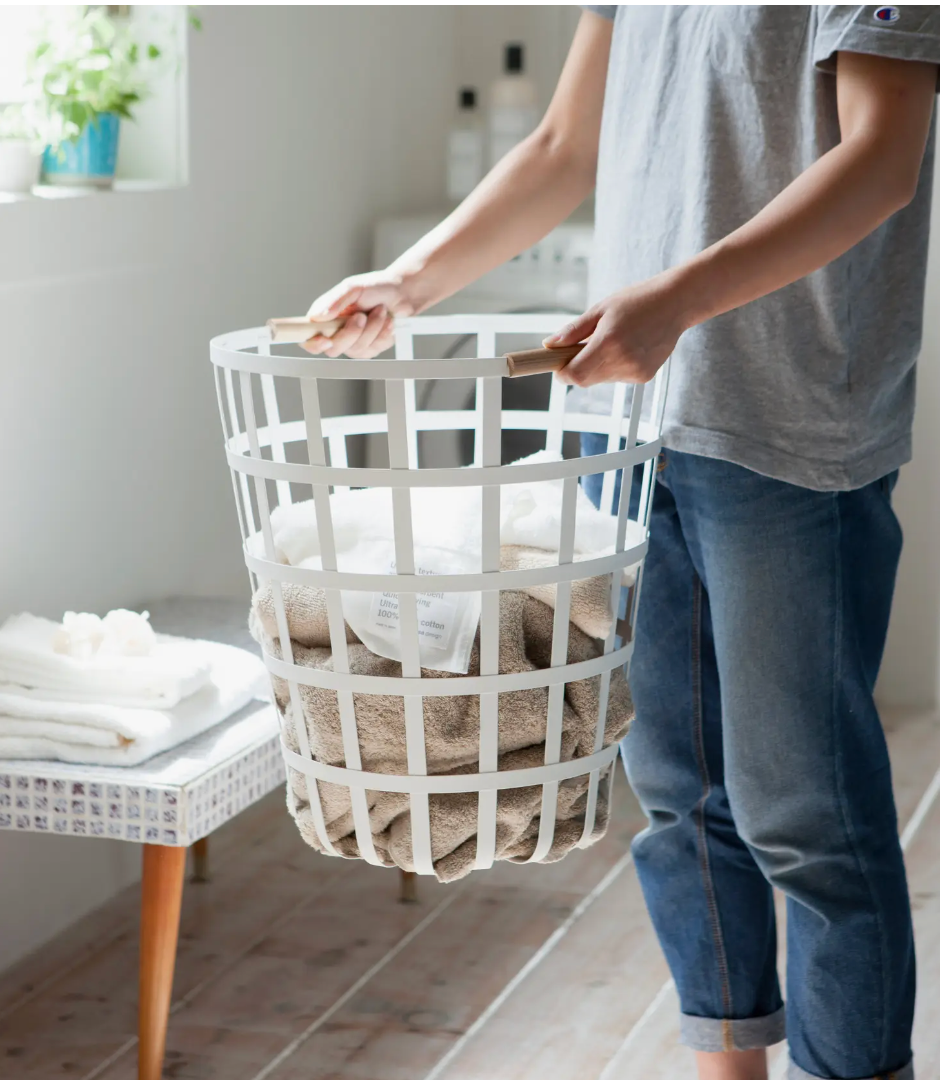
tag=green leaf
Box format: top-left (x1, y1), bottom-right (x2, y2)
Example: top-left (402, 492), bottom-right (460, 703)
top-left (24, 5), bottom-right (176, 138)
top-left (188, 11), bottom-right (203, 31)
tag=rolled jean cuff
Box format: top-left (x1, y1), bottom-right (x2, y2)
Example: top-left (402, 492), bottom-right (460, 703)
top-left (679, 1005), bottom-right (786, 1052)
top-left (788, 1057), bottom-right (914, 1080)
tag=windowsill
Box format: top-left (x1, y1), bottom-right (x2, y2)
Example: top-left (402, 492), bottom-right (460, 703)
top-left (0, 179), bottom-right (185, 205)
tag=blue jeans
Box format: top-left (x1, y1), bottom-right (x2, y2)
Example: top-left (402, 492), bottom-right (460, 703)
top-left (581, 438), bottom-right (915, 1080)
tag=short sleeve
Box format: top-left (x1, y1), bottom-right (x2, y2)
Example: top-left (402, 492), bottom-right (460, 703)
top-left (814, 6), bottom-right (940, 87)
top-left (582, 5), bottom-right (616, 20)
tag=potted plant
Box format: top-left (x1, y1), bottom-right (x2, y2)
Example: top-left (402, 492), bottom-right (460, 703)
top-left (27, 8), bottom-right (163, 189)
top-left (0, 103), bottom-right (44, 193)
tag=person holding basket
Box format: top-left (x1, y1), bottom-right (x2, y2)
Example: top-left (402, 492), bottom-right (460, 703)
top-left (304, 9), bottom-right (940, 1080)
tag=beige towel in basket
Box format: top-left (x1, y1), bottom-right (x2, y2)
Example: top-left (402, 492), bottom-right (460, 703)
top-left (249, 546), bottom-right (633, 882)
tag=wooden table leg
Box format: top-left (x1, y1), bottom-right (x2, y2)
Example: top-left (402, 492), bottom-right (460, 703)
top-left (139, 844), bottom-right (186, 1080)
top-left (399, 869), bottom-right (417, 903)
top-left (190, 836), bottom-right (209, 883)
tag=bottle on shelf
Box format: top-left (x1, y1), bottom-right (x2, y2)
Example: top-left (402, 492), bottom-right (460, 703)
top-left (488, 43), bottom-right (539, 170)
top-left (446, 87), bottom-right (484, 202)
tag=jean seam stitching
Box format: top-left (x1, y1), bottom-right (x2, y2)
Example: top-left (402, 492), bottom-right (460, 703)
top-left (689, 573), bottom-right (734, 1042)
top-left (829, 491), bottom-right (891, 1071)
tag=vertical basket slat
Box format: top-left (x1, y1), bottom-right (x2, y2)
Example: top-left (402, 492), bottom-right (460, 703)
top-left (395, 330), bottom-right (420, 469)
top-left (545, 373), bottom-right (568, 456)
top-left (527, 473), bottom-right (578, 863)
top-left (473, 329), bottom-right (496, 467)
top-left (581, 381), bottom-right (645, 845)
top-left (214, 366), bottom-right (255, 593)
top-left (600, 382), bottom-right (628, 516)
top-left (617, 384), bottom-right (644, 551)
top-left (300, 377), bottom-right (380, 864)
top-left (223, 367), bottom-right (254, 538)
top-left (386, 370), bottom-right (435, 877)
top-left (328, 433), bottom-right (349, 495)
top-left (240, 370), bottom-right (337, 852)
top-left (258, 339), bottom-right (292, 509)
top-left (475, 373), bottom-right (502, 870)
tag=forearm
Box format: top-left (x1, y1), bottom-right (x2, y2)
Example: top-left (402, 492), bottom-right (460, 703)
top-left (390, 127), bottom-right (595, 313)
top-left (550, 131), bottom-right (923, 388)
top-left (546, 52), bottom-right (937, 390)
top-left (675, 132), bottom-right (918, 330)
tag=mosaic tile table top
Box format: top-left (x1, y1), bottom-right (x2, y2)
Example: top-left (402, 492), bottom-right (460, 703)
top-left (0, 598), bottom-right (284, 847)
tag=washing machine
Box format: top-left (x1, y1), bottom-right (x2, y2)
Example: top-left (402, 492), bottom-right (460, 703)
top-left (371, 212), bottom-right (593, 466)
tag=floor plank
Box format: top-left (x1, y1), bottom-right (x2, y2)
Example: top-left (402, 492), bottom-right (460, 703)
top-left (434, 865), bottom-right (669, 1080)
top-left (264, 882), bottom-right (589, 1080)
top-left (0, 787), bottom-right (290, 1020)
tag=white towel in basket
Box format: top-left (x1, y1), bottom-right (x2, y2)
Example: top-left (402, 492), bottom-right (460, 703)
top-left (255, 450), bottom-right (641, 568)
top-left (248, 450), bottom-right (644, 674)
top-left (0, 614), bottom-right (213, 708)
top-left (0, 639), bottom-right (268, 765)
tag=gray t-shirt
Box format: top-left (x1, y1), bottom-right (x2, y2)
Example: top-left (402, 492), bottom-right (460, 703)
top-left (573, 5), bottom-right (940, 490)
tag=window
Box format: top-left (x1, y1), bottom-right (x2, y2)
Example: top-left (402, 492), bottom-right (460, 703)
top-left (0, 5), bottom-right (188, 192)
top-left (0, 7), bottom-right (50, 105)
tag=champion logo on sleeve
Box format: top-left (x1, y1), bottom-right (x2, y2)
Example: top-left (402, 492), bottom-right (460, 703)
top-left (874, 6), bottom-right (900, 22)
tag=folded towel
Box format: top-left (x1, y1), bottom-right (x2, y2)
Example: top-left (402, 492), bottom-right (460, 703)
top-left (53, 609), bottom-right (156, 659)
top-left (0, 639), bottom-right (268, 765)
top-left (0, 614), bottom-right (213, 708)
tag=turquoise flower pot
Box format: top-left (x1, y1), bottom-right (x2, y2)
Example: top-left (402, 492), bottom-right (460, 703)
top-left (42, 112), bottom-right (120, 188)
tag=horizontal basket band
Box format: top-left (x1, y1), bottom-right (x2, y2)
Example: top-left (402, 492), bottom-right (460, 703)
top-left (225, 413), bottom-right (662, 457)
top-left (245, 543), bottom-right (647, 593)
top-left (226, 437), bottom-right (661, 490)
top-left (262, 639), bottom-right (632, 696)
top-left (281, 740), bottom-right (620, 793)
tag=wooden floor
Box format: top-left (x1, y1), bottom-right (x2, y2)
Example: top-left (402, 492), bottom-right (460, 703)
top-left (1, 707), bottom-right (938, 1080)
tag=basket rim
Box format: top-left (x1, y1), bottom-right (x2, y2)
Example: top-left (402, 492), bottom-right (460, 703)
top-left (211, 312), bottom-right (575, 380)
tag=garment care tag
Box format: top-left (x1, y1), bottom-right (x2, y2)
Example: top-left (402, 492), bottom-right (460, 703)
top-left (340, 550), bottom-right (481, 674)
top-left (368, 578), bottom-right (460, 651)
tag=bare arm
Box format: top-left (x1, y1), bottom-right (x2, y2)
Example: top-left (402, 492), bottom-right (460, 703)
top-left (305, 11), bottom-right (612, 358)
top-left (385, 11), bottom-right (612, 312)
top-left (551, 51), bottom-right (939, 386)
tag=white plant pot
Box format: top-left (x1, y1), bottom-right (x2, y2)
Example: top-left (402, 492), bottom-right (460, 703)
top-left (0, 140), bottom-right (41, 193)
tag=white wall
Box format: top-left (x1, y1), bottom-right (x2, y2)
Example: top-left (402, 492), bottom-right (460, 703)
top-left (454, 5), bottom-right (581, 118)
top-left (0, 4), bottom-right (456, 974)
top-left (877, 153), bottom-right (940, 711)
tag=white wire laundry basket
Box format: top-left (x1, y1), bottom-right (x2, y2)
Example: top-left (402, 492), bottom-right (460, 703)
top-left (210, 314), bottom-right (667, 876)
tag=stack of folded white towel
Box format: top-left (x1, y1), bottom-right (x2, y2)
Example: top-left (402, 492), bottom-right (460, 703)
top-left (0, 610), bottom-right (267, 765)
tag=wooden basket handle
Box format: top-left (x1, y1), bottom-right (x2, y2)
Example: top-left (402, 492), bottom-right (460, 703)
top-left (267, 316), bottom-right (346, 344)
top-left (504, 343), bottom-right (584, 377)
